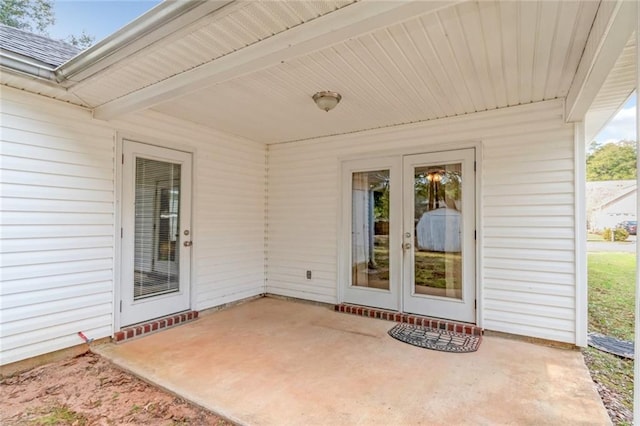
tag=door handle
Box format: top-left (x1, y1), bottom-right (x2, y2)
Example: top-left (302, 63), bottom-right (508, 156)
top-left (183, 241), bottom-right (193, 247)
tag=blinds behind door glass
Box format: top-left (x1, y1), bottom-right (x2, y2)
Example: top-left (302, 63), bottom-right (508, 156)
top-left (134, 157), bottom-right (181, 300)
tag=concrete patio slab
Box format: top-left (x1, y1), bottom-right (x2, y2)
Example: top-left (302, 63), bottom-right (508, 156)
top-left (94, 297), bottom-right (610, 425)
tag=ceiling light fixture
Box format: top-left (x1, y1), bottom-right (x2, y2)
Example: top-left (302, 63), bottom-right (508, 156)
top-left (312, 91), bottom-right (342, 112)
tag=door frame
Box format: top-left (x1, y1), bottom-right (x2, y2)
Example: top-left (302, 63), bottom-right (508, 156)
top-left (340, 156), bottom-right (403, 311)
top-left (402, 149), bottom-right (476, 323)
top-left (337, 141), bottom-right (483, 326)
top-left (113, 133), bottom-right (197, 332)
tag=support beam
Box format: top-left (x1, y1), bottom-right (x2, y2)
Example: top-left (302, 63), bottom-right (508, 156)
top-left (634, 1), bottom-right (639, 419)
top-left (565, 0), bottom-right (637, 123)
top-left (93, 0), bottom-right (458, 121)
top-left (574, 121), bottom-right (587, 348)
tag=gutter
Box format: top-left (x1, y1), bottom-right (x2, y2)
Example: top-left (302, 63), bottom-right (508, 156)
top-left (0, 51), bottom-right (56, 81)
top-left (55, 0), bottom-right (234, 85)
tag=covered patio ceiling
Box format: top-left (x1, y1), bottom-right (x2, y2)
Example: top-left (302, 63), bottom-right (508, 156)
top-left (2, 0), bottom-right (635, 145)
top-left (150, 0), bottom-right (598, 143)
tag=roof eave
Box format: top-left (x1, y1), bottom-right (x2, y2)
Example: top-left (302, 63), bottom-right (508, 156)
top-left (54, 0), bottom-right (235, 86)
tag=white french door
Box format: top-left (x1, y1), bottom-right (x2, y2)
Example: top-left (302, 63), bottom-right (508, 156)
top-left (341, 148), bottom-right (476, 323)
top-left (341, 157), bottom-right (402, 311)
top-left (120, 140), bottom-right (193, 327)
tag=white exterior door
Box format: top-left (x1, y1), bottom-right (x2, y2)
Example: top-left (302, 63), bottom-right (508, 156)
top-left (341, 157), bottom-right (402, 310)
top-left (341, 149), bottom-right (476, 323)
top-left (402, 150), bottom-right (476, 323)
top-left (120, 140), bottom-right (192, 326)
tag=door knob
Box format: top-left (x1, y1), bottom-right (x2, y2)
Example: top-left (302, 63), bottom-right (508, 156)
top-left (183, 241), bottom-right (193, 247)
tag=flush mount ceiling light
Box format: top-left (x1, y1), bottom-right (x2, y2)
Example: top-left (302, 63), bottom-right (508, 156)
top-left (312, 91), bottom-right (342, 112)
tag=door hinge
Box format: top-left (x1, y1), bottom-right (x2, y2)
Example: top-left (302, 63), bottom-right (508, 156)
top-left (119, 300), bottom-right (122, 312)
top-left (121, 154), bottom-right (124, 164)
top-left (474, 161), bottom-right (476, 172)
top-left (120, 228), bottom-right (123, 238)
top-left (475, 299), bottom-right (477, 309)
top-left (474, 230), bottom-right (476, 240)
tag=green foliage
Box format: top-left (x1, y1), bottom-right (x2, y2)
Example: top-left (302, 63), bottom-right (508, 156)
top-left (602, 227), bottom-right (629, 242)
top-left (586, 140), bottom-right (637, 181)
top-left (66, 29), bottom-right (95, 50)
top-left (587, 232), bottom-right (604, 241)
top-left (32, 405), bottom-right (88, 425)
top-left (414, 170), bottom-right (461, 220)
top-left (0, 0), bottom-right (53, 34)
top-left (373, 183), bottom-right (389, 220)
top-left (0, 0), bottom-right (95, 48)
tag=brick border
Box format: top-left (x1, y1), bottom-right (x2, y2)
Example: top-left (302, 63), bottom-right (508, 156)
top-left (114, 311), bottom-right (199, 343)
top-left (334, 304), bottom-right (483, 336)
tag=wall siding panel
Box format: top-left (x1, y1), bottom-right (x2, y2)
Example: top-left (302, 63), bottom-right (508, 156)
top-left (1, 90), bottom-right (115, 365)
top-left (1, 87), bottom-right (267, 365)
top-left (267, 99), bottom-right (578, 343)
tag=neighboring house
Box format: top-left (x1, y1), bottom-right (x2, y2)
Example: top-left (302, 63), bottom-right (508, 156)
top-left (587, 180), bottom-right (637, 231)
top-left (0, 1), bottom-right (638, 368)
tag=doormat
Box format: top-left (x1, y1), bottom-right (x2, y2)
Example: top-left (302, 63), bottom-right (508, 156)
top-left (388, 323), bottom-right (481, 353)
top-left (588, 332), bottom-right (634, 359)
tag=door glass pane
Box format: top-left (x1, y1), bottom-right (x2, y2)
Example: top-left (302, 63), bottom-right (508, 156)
top-left (413, 163), bottom-right (462, 299)
top-left (134, 157), bottom-right (181, 300)
top-left (352, 170), bottom-right (390, 289)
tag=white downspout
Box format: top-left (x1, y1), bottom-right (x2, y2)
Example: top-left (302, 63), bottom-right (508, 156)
top-left (635, 6), bottom-right (639, 422)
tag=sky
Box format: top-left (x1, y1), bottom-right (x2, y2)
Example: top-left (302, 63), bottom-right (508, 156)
top-left (49, 0), bottom-right (160, 44)
top-left (593, 94), bottom-right (638, 144)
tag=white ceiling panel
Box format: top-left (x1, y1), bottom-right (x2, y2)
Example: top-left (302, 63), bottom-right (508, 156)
top-left (152, 0), bottom-right (601, 144)
top-left (69, 1), bottom-right (354, 107)
top-left (585, 32), bottom-right (637, 142)
top-left (589, 33), bottom-right (636, 112)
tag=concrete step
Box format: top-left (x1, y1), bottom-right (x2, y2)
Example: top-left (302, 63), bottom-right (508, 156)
top-left (114, 311), bottom-right (199, 343)
top-left (334, 303), bottom-right (482, 336)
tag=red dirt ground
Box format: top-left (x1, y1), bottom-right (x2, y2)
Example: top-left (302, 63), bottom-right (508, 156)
top-left (0, 351), bottom-right (232, 425)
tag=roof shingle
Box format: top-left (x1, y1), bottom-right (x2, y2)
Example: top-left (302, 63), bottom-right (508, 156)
top-left (0, 24), bottom-right (80, 67)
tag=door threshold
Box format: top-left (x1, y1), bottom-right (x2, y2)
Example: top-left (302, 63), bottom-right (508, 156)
top-left (334, 304), bottom-right (482, 336)
top-left (114, 311), bottom-right (198, 343)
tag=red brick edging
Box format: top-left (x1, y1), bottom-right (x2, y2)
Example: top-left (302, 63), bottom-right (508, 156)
top-left (335, 304), bottom-right (482, 336)
top-left (114, 311), bottom-right (199, 343)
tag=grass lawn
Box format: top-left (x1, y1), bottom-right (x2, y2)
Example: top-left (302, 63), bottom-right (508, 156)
top-left (588, 253), bottom-right (635, 340)
top-left (586, 252), bottom-right (635, 421)
top-left (371, 247), bottom-right (461, 289)
top-left (588, 233), bottom-right (604, 241)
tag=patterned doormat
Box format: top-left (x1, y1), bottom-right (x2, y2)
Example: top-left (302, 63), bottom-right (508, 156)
top-left (388, 323), bottom-right (481, 353)
top-left (588, 332), bottom-right (634, 359)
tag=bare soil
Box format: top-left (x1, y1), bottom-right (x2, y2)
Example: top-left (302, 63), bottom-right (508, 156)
top-left (0, 351), bottom-right (232, 425)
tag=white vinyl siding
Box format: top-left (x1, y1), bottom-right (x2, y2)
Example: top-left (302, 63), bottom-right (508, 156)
top-left (1, 90), bottom-right (115, 365)
top-left (1, 87), bottom-right (267, 365)
top-left (267, 99), bottom-right (578, 344)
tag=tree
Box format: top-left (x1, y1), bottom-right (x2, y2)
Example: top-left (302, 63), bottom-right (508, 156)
top-left (0, 0), bottom-right (54, 34)
top-left (586, 140), bottom-right (637, 181)
top-left (66, 29), bottom-right (94, 50)
top-left (0, 0), bottom-right (94, 49)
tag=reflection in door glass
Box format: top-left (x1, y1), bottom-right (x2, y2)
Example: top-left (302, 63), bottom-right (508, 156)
top-left (352, 170), bottom-right (390, 290)
top-left (134, 158), bottom-right (181, 300)
top-left (413, 163), bottom-right (463, 299)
